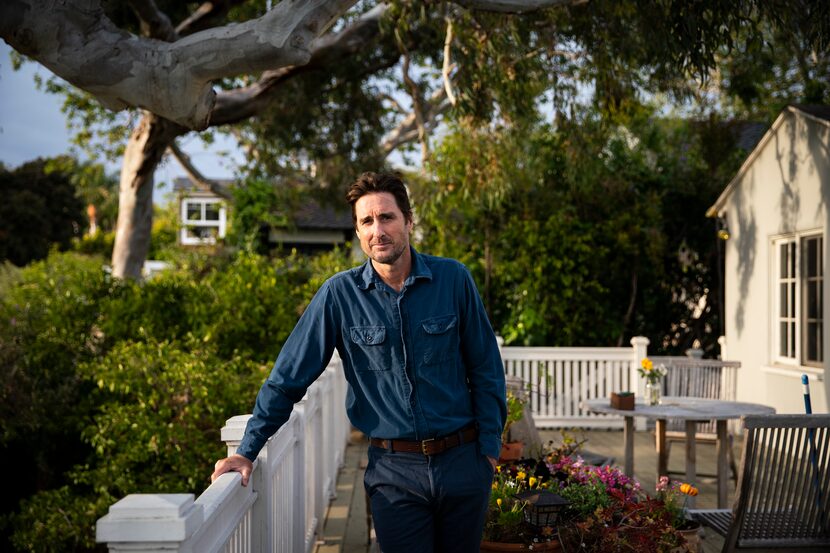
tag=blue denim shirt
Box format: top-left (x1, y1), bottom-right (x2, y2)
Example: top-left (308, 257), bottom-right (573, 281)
top-left (237, 248), bottom-right (507, 460)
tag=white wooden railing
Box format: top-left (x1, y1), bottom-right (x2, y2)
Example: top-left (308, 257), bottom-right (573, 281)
top-left (96, 354), bottom-right (350, 553)
top-left (501, 336), bottom-right (650, 429)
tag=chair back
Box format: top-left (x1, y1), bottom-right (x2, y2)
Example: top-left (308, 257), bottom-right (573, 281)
top-left (726, 414), bottom-right (830, 550)
top-left (650, 357), bottom-right (740, 434)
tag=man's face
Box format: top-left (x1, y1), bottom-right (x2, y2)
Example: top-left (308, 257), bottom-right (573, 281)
top-left (354, 192), bottom-right (412, 266)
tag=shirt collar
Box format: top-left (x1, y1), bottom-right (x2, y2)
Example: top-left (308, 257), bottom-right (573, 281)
top-left (356, 246), bottom-right (432, 290)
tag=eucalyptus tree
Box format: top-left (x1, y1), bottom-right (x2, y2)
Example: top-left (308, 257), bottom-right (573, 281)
top-left (2, 0), bottom-right (825, 280)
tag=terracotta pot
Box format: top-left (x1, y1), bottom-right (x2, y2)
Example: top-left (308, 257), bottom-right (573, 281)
top-left (671, 522), bottom-right (701, 553)
top-left (480, 539), bottom-right (561, 552)
top-left (499, 441), bottom-right (524, 463)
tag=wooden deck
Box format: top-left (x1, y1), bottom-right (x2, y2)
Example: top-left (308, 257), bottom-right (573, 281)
top-left (313, 428), bottom-right (734, 553)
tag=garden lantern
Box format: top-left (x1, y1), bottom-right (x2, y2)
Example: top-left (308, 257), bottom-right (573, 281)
top-left (514, 490), bottom-right (570, 528)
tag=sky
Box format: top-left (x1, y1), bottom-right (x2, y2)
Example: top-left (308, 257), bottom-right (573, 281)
top-left (0, 42), bottom-right (243, 204)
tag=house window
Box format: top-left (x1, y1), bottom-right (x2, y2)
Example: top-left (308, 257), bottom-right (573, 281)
top-left (180, 198), bottom-right (226, 245)
top-left (774, 234), bottom-right (823, 366)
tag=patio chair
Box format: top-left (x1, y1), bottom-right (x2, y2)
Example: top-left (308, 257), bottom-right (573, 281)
top-left (691, 413), bottom-right (830, 552)
top-left (651, 356), bottom-right (741, 480)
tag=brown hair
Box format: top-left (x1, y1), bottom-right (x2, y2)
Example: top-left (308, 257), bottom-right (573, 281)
top-left (346, 172), bottom-right (413, 226)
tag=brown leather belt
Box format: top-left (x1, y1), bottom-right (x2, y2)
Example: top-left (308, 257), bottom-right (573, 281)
top-left (370, 426), bottom-right (478, 456)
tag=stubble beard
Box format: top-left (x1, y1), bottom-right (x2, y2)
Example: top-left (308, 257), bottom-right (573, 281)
top-left (369, 241), bottom-right (406, 266)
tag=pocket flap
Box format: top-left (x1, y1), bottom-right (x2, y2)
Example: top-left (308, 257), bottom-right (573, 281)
top-left (421, 315), bottom-right (457, 335)
top-left (350, 326), bottom-right (386, 345)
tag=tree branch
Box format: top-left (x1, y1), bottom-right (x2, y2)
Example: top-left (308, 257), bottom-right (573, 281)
top-left (127, 0), bottom-right (177, 41)
top-left (167, 141), bottom-right (233, 199)
top-left (210, 5), bottom-right (389, 126)
top-left (381, 87), bottom-right (450, 156)
top-left (443, 17), bottom-right (458, 106)
top-left (0, 0), bottom-right (358, 129)
top-left (175, 0), bottom-right (247, 37)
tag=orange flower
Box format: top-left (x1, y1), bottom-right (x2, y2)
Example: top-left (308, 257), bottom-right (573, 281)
top-left (679, 483), bottom-right (699, 496)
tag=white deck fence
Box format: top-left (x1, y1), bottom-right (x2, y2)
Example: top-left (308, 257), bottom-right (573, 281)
top-left (97, 337), bottom-right (736, 552)
top-left (97, 355), bottom-right (350, 553)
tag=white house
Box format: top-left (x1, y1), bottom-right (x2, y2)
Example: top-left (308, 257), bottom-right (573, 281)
top-left (173, 178), bottom-right (358, 254)
top-left (708, 104), bottom-right (830, 414)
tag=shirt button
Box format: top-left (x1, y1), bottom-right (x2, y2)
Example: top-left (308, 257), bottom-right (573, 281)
top-left (366, 335), bottom-right (373, 343)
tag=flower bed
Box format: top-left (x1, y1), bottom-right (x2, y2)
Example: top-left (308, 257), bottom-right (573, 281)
top-left (484, 437), bottom-right (700, 552)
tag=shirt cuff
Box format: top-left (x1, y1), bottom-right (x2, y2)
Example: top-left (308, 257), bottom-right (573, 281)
top-left (479, 433), bottom-right (502, 460)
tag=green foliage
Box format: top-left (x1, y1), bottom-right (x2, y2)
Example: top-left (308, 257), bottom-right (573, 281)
top-left (417, 104), bottom-right (745, 353)
top-left (227, 178), bottom-right (292, 252)
top-left (0, 246), bottom-right (354, 552)
top-left (0, 158), bottom-right (85, 266)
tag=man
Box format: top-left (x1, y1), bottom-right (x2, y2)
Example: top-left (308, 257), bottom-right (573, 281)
top-left (212, 172), bottom-right (506, 553)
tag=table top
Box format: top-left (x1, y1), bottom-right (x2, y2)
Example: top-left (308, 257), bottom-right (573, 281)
top-left (583, 396), bottom-right (776, 421)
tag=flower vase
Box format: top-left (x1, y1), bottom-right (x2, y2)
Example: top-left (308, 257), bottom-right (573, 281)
top-left (645, 381), bottom-right (661, 405)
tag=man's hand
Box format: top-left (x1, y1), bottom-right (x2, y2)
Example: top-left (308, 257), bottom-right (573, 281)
top-left (211, 454), bottom-right (254, 487)
top-left (487, 456), bottom-right (497, 471)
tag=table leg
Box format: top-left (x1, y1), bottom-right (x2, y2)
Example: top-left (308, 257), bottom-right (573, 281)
top-left (624, 416), bottom-right (634, 477)
top-left (655, 419), bottom-right (667, 478)
top-left (685, 420), bottom-right (696, 509)
top-left (716, 420), bottom-right (728, 508)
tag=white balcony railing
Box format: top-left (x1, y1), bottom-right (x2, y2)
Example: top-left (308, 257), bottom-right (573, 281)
top-left (502, 336), bottom-right (649, 428)
top-left (96, 354), bottom-right (350, 553)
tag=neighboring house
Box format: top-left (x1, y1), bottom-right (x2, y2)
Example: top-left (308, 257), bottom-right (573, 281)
top-left (176, 182), bottom-right (230, 246)
top-left (708, 104), bottom-right (830, 414)
top-left (173, 178), bottom-right (357, 254)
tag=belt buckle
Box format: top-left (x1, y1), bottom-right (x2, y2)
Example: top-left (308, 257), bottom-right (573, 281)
top-left (421, 438), bottom-right (436, 455)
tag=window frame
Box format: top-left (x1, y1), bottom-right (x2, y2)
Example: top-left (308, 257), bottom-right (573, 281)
top-left (180, 197), bottom-right (227, 246)
top-left (772, 231), bottom-right (824, 368)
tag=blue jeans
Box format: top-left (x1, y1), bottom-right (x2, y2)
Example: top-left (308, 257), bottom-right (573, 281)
top-left (364, 441), bottom-right (494, 553)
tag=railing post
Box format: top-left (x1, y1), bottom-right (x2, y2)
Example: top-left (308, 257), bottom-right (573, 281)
top-left (630, 336), bottom-right (650, 431)
top-left (96, 494), bottom-right (203, 553)
top-left (221, 414), bottom-right (266, 553)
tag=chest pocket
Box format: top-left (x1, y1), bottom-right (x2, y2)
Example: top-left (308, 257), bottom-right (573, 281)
top-left (420, 315), bottom-right (458, 366)
top-left (349, 326), bottom-right (389, 371)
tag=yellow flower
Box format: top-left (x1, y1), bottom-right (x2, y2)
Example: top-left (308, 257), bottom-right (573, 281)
top-left (496, 465), bottom-right (501, 473)
top-left (497, 498), bottom-right (503, 509)
top-left (492, 482), bottom-right (498, 490)
top-left (517, 471), bottom-right (526, 480)
top-left (528, 476), bottom-right (538, 488)
top-left (641, 358), bottom-right (654, 371)
top-left (680, 483), bottom-right (699, 496)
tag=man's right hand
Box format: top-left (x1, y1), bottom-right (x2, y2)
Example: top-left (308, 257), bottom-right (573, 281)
top-left (211, 454), bottom-right (254, 487)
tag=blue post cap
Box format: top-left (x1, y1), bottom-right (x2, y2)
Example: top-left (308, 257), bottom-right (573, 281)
top-left (802, 374), bottom-right (809, 385)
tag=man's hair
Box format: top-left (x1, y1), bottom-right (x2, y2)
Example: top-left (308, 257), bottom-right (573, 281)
top-left (346, 172), bottom-right (413, 225)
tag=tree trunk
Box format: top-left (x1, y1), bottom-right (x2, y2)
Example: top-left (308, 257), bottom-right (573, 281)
top-left (111, 112), bottom-right (184, 279)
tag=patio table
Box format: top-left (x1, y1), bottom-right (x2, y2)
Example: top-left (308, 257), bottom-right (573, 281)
top-left (582, 396), bottom-right (775, 508)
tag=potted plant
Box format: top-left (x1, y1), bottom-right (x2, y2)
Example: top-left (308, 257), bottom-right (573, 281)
top-left (655, 476), bottom-right (702, 552)
top-left (500, 391), bottom-right (526, 462)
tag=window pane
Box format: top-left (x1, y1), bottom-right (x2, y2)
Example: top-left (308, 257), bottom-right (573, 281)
top-left (780, 283), bottom-right (788, 317)
top-left (808, 281), bottom-right (818, 318)
top-left (780, 243), bottom-right (788, 277)
top-left (205, 204), bottom-right (220, 221)
top-left (807, 238), bottom-right (818, 276)
top-left (807, 322), bottom-right (818, 361)
top-left (187, 203), bottom-right (202, 221)
top-left (780, 322), bottom-right (788, 356)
